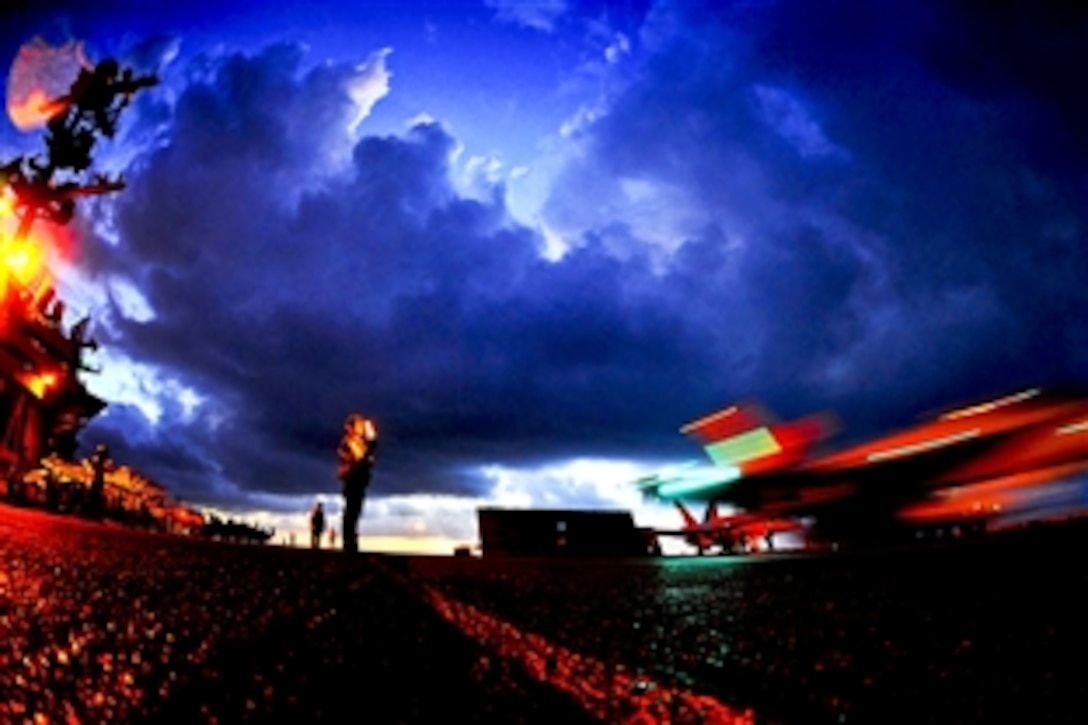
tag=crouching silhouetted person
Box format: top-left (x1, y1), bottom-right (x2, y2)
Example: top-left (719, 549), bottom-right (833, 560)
top-left (309, 501), bottom-right (325, 549)
top-left (337, 414), bottom-right (377, 554)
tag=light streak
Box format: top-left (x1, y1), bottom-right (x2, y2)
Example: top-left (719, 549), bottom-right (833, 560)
top-left (867, 429), bottom-right (981, 463)
top-left (679, 406), bottom-right (738, 434)
top-left (940, 389), bottom-right (1040, 420)
top-left (657, 466), bottom-right (741, 499)
top-left (1056, 420), bottom-right (1088, 436)
top-left (634, 462), bottom-right (698, 490)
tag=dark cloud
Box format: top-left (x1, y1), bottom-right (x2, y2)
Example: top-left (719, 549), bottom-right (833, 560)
top-left (545, 0), bottom-right (1088, 432)
top-left (82, 42), bottom-right (721, 507)
top-left (75, 0), bottom-right (1088, 511)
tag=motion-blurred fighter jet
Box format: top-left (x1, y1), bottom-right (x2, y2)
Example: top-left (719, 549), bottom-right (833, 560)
top-left (638, 388), bottom-right (1088, 546)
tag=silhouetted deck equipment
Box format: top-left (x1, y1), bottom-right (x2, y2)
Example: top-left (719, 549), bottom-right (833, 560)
top-left (478, 507), bottom-right (658, 558)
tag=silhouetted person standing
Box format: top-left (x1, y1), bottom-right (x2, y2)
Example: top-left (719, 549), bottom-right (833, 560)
top-left (337, 414), bottom-right (377, 554)
top-left (88, 444), bottom-right (109, 517)
top-left (309, 501), bottom-right (325, 549)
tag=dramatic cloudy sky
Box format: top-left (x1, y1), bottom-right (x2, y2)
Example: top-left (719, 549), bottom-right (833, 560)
top-left (3, 0), bottom-right (1087, 550)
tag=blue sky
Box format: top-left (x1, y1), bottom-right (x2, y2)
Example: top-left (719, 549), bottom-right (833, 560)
top-left (3, 0), bottom-right (1088, 550)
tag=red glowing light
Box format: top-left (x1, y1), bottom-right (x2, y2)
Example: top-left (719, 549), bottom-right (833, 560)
top-left (7, 88), bottom-right (68, 130)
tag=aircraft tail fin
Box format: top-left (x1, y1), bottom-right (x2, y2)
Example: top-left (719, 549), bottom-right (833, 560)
top-left (681, 402), bottom-right (835, 475)
top-left (680, 402), bottom-right (774, 445)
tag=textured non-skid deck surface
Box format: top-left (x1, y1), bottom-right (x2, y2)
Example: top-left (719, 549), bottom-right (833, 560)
top-left (0, 504), bottom-right (594, 723)
top-left (1, 502), bottom-right (1085, 723)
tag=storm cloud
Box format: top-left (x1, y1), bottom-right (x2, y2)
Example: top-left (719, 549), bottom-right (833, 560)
top-left (43, 0), bottom-right (1088, 512)
top-left (79, 42), bottom-right (725, 506)
top-left (546, 0), bottom-right (1088, 426)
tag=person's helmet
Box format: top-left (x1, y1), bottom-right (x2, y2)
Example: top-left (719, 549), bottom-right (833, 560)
top-left (344, 414), bottom-right (377, 440)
